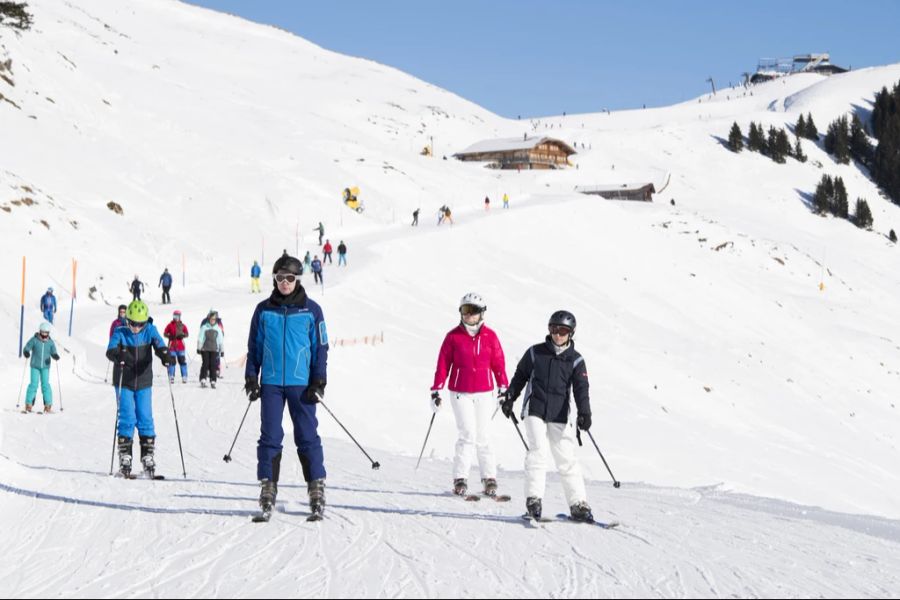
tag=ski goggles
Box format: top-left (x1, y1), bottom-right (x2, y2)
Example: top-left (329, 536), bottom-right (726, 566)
top-left (274, 274), bottom-right (298, 283)
top-left (549, 325), bottom-right (573, 336)
top-left (460, 304), bottom-right (484, 316)
top-left (127, 319), bottom-right (147, 329)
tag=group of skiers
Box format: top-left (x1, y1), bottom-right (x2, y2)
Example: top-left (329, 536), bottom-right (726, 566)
top-left (128, 269), bottom-right (174, 305)
top-left (417, 194), bottom-right (509, 227)
top-left (23, 245), bottom-right (597, 525)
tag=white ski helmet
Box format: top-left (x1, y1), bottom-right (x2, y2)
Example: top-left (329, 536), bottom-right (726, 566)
top-left (459, 292), bottom-right (487, 313)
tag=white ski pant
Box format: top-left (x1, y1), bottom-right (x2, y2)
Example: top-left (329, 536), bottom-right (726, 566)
top-left (449, 392), bottom-right (497, 480)
top-left (524, 416), bottom-right (587, 506)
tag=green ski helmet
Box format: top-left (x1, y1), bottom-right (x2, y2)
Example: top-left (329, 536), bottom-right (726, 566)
top-left (125, 299), bottom-right (149, 324)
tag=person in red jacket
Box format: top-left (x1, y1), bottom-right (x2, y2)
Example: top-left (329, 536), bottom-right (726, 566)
top-left (163, 310), bottom-right (189, 383)
top-left (322, 240), bottom-right (333, 264)
top-left (430, 292), bottom-right (509, 497)
top-left (109, 305), bottom-right (127, 339)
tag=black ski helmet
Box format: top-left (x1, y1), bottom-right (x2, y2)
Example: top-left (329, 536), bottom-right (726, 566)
top-left (548, 310), bottom-right (576, 331)
top-left (272, 254), bottom-right (302, 275)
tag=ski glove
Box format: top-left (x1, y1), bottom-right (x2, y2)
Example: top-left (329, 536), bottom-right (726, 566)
top-left (52, 353), bottom-right (60, 361)
top-left (500, 396), bottom-right (516, 419)
top-left (154, 347), bottom-right (172, 367)
top-left (577, 413), bottom-right (592, 431)
top-left (118, 348), bottom-right (135, 367)
top-left (244, 376), bottom-right (260, 402)
top-left (430, 390), bottom-right (442, 413)
top-left (496, 387), bottom-right (509, 403)
top-left (307, 379), bottom-right (326, 403)
top-left (23, 351), bottom-right (30, 359)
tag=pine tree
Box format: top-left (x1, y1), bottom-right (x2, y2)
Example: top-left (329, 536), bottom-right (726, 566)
top-left (849, 114), bottom-right (873, 166)
top-left (727, 122), bottom-right (744, 152)
top-left (748, 122), bottom-right (764, 153)
top-left (776, 128), bottom-right (791, 162)
top-left (795, 114), bottom-right (807, 139)
top-left (832, 176), bottom-right (849, 218)
top-left (825, 116), bottom-right (851, 164)
top-left (813, 175), bottom-right (832, 214)
top-left (0, 2), bottom-right (32, 30)
top-left (793, 136), bottom-right (807, 162)
top-left (767, 126), bottom-right (782, 161)
top-left (805, 113), bottom-right (819, 140)
top-left (890, 229), bottom-right (897, 243)
top-left (854, 198), bottom-right (873, 229)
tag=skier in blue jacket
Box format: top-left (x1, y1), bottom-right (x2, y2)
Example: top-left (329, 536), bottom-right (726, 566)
top-left (244, 254), bottom-right (329, 519)
top-left (159, 268), bottom-right (173, 304)
top-left (106, 300), bottom-right (173, 477)
top-left (40, 288), bottom-right (57, 324)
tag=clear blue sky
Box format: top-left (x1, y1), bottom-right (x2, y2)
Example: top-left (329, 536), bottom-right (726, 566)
top-left (184, 1), bottom-right (900, 118)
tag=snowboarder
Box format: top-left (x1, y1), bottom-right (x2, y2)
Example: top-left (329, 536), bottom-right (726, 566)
top-left (159, 268), bottom-right (173, 304)
top-left (197, 310), bottom-right (223, 389)
top-left (500, 310), bottom-right (594, 522)
top-left (430, 293), bottom-right (509, 497)
top-left (243, 254), bottom-right (330, 520)
top-left (322, 240), bottom-right (333, 265)
top-left (412, 208), bottom-right (419, 226)
top-left (39, 288), bottom-right (57, 324)
top-left (250, 260), bottom-right (262, 293)
top-left (129, 276), bottom-right (145, 301)
top-left (22, 322), bottom-right (60, 413)
top-left (311, 256), bottom-right (323, 285)
top-left (163, 310), bottom-right (189, 384)
top-left (337, 241), bottom-right (347, 267)
top-left (106, 300), bottom-right (173, 477)
top-left (109, 305), bottom-right (128, 339)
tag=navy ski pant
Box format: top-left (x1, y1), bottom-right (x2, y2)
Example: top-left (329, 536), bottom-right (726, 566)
top-left (257, 384), bottom-right (326, 482)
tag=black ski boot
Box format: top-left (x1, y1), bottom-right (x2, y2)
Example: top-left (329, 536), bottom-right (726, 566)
top-left (139, 435), bottom-right (156, 478)
top-left (307, 478), bottom-right (326, 521)
top-left (569, 501), bottom-right (594, 523)
top-left (526, 496), bottom-right (543, 520)
top-left (482, 477), bottom-right (498, 497)
top-left (258, 479), bottom-right (277, 514)
top-left (453, 478), bottom-right (468, 496)
top-left (117, 436), bottom-right (133, 477)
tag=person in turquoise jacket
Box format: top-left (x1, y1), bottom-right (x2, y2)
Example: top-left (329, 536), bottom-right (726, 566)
top-left (22, 322), bottom-right (60, 413)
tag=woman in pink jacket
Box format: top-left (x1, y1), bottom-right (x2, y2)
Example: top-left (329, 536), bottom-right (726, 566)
top-left (431, 292), bottom-right (509, 498)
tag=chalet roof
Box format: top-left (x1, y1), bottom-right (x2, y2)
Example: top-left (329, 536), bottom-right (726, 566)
top-left (454, 136), bottom-right (576, 156)
top-left (575, 183), bottom-right (656, 194)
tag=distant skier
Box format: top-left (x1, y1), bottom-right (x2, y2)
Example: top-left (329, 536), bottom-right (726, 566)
top-left (412, 208), bottom-right (419, 226)
top-left (337, 241), bottom-right (347, 267)
top-left (437, 206), bottom-right (446, 226)
top-left (430, 293), bottom-right (508, 497)
top-left (303, 251), bottom-right (312, 275)
top-left (322, 240), bottom-right (333, 265)
top-left (22, 322), bottom-right (60, 413)
top-left (250, 260), bottom-right (262, 293)
top-left (243, 254), bottom-right (330, 520)
top-left (40, 288), bottom-right (57, 324)
top-left (500, 310), bottom-right (594, 522)
top-left (109, 305), bottom-right (128, 339)
top-left (159, 268), bottom-right (173, 304)
top-left (106, 300), bottom-right (173, 478)
top-left (503, 193), bottom-right (509, 209)
top-left (198, 311), bottom-right (225, 379)
top-left (313, 222), bottom-right (325, 246)
top-left (311, 256), bottom-right (323, 285)
top-left (163, 309), bottom-right (189, 384)
top-left (443, 206), bottom-right (454, 225)
top-left (129, 276), bottom-right (145, 301)
top-left (484, 196), bottom-right (490, 211)
top-left (197, 310), bottom-right (223, 389)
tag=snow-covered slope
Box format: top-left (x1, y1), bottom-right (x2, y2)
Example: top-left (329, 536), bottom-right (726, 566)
top-left (2, 0), bottom-right (900, 596)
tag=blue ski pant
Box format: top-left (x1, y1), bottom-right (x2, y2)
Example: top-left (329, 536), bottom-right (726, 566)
top-left (257, 385), bottom-right (325, 482)
top-left (43, 309), bottom-right (54, 324)
top-left (167, 350), bottom-right (188, 379)
top-left (117, 387), bottom-right (155, 438)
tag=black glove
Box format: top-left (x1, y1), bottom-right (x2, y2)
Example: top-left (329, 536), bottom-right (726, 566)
top-left (197, 349), bottom-right (202, 355)
top-left (23, 351), bottom-right (30, 359)
top-left (118, 348), bottom-right (135, 367)
top-left (52, 353), bottom-right (60, 361)
top-left (430, 390), bottom-right (441, 412)
top-left (501, 396), bottom-right (515, 419)
top-left (244, 376), bottom-right (260, 402)
top-left (155, 347), bottom-right (172, 367)
top-left (577, 413), bottom-right (592, 431)
top-left (308, 379), bottom-right (326, 403)
top-left (219, 351), bottom-right (224, 358)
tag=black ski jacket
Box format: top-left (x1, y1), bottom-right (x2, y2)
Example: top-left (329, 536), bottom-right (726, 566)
top-left (507, 337), bottom-right (590, 424)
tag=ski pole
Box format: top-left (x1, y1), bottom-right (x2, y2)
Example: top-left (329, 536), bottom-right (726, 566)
top-left (582, 429), bottom-right (621, 488)
top-left (223, 399), bottom-right (252, 463)
top-left (104, 361), bottom-right (110, 383)
top-left (510, 413), bottom-right (529, 451)
top-left (15, 360), bottom-right (27, 410)
top-left (415, 413), bottom-right (436, 470)
top-left (319, 400), bottom-right (380, 469)
top-left (55, 360), bottom-right (64, 412)
top-left (110, 360), bottom-right (125, 475)
top-left (166, 376), bottom-right (187, 478)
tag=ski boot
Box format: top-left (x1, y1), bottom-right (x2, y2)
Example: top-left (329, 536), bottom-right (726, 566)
top-left (526, 496), bottom-right (543, 520)
top-left (182, 377), bottom-right (188, 384)
top-left (308, 478), bottom-right (326, 521)
top-left (117, 436), bottom-right (133, 477)
top-left (169, 376), bottom-right (175, 384)
top-left (453, 478), bottom-right (468, 496)
top-left (43, 404), bottom-right (53, 414)
top-left (569, 501), bottom-right (594, 523)
top-left (140, 436), bottom-right (156, 478)
top-left (200, 379), bottom-right (208, 388)
top-left (210, 380), bottom-right (216, 389)
top-left (24, 403), bottom-right (33, 413)
top-left (482, 477), bottom-right (498, 497)
top-left (254, 478), bottom-right (277, 521)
